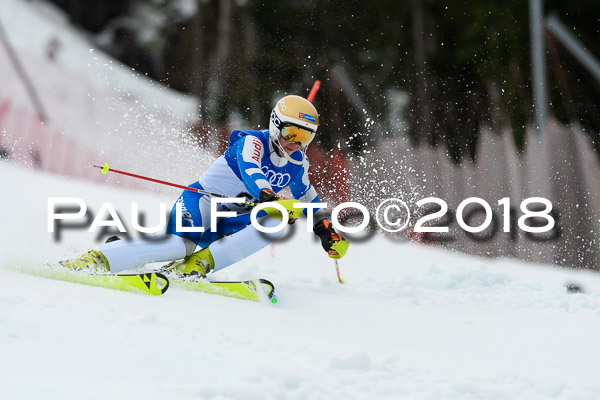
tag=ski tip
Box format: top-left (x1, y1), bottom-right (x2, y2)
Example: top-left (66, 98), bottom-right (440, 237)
top-left (258, 278), bottom-right (277, 303)
top-left (154, 272), bottom-right (170, 294)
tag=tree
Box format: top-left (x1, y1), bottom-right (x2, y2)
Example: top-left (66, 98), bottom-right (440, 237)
top-left (47, 0), bottom-right (600, 158)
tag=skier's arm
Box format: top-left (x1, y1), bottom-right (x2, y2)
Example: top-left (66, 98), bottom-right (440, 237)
top-left (234, 135), bottom-right (273, 199)
top-left (289, 157), bottom-right (326, 220)
top-left (231, 135), bottom-right (301, 222)
top-left (289, 158), bottom-right (349, 259)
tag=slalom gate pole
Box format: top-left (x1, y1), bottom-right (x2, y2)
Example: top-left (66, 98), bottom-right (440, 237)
top-left (307, 80), bottom-right (321, 103)
top-left (307, 80), bottom-right (345, 285)
top-left (93, 163), bottom-right (257, 206)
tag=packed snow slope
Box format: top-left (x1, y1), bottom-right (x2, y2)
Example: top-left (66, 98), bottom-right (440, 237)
top-left (2, 161), bottom-right (600, 400)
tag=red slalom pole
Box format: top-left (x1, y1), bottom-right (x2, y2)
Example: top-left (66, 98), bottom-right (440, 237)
top-left (93, 163), bottom-right (257, 206)
top-left (307, 80), bottom-right (321, 103)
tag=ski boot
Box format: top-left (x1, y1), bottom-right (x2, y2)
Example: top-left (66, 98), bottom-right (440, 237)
top-left (172, 247), bottom-right (215, 278)
top-left (61, 250), bottom-right (110, 272)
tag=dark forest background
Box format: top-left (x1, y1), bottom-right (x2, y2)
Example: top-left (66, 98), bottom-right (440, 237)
top-left (48, 0), bottom-right (600, 161)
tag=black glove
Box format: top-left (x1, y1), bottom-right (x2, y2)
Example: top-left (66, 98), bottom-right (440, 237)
top-left (259, 189), bottom-right (280, 203)
top-left (313, 218), bottom-right (348, 258)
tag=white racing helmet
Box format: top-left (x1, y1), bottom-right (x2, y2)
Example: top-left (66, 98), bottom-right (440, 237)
top-left (269, 95), bottom-right (319, 165)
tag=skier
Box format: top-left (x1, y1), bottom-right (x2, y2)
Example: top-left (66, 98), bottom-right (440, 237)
top-left (63, 95), bottom-right (349, 276)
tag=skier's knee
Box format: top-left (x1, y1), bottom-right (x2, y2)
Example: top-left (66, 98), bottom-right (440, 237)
top-left (181, 237), bottom-right (198, 256)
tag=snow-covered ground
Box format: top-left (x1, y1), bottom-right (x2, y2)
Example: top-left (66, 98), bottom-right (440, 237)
top-left (3, 1), bottom-right (600, 398)
top-left (0, 0), bottom-right (209, 189)
top-left (2, 161), bottom-right (600, 400)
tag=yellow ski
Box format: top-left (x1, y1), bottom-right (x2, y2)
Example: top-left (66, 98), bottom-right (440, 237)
top-left (15, 266), bottom-right (169, 296)
top-left (170, 277), bottom-right (277, 303)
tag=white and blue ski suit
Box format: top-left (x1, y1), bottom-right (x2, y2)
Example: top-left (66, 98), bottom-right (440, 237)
top-left (165, 129), bottom-right (322, 248)
top-left (103, 129), bottom-right (323, 273)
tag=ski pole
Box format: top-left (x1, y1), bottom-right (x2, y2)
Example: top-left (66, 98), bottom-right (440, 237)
top-left (334, 259), bottom-right (344, 284)
top-left (93, 163), bottom-right (258, 207)
top-left (307, 80), bottom-right (345, 284)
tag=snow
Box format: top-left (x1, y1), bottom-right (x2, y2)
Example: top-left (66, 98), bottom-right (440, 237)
top-left (2, 161), bottom-right (600, 400)
top-left (2, 0), bottom-right (600, 398)
top-left (0, 0), bottom-right (197, 120)
top-left (0, 0), bottom-right (210, 191)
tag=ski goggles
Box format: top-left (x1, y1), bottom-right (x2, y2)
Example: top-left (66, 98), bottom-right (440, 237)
top-left (280, 125), bottom-right (315, 147)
